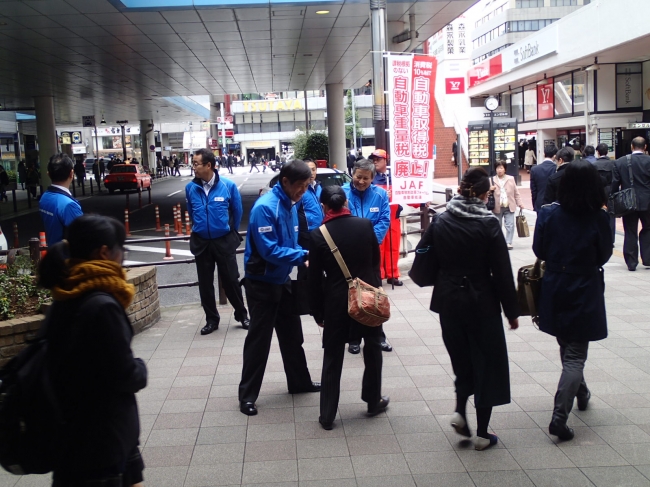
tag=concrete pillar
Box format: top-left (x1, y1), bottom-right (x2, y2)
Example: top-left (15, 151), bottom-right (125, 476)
top-left (140, 119), bottom-right (155, 170)
top-left (209, 95), bottom-right (223, 141)
top-left (537, 128), bottom-right (557, 163)
top-left (326, 83), bottom-right (346, 169)
top-left (34, 96), bottom-right (57, 187)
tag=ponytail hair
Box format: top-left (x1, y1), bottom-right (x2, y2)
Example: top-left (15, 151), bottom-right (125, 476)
top-left (38, 215), bottom-right (127, 289)
top-left (320, 185), bottom-right (347, 211)
top-left (458, 167), bottom-right (490, 198)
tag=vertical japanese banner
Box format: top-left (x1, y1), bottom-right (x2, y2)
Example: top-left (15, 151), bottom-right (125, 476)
top-left (387, 54), bottom-right (438, 205)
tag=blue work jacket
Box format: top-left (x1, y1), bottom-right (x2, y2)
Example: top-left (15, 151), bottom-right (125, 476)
top-left (39, 186), bottom-right (83, 246)
top-left (299, 181), bottom-right (323, 232)
top-left (342, 182), bottom-right (390, 244)
top-left (245, 182), bottom-right (308, 284)
top-left (185, 173), bottom-right (242, 240)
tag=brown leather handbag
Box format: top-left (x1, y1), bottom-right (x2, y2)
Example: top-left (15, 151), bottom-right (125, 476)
top-left (320, 224), bottom-right (390, 327)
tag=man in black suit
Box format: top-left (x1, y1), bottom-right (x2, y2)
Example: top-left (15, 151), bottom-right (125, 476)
top-left (611, 137), bottom-right (650, 271)
top-left (594, 143), bottom-right (616, 243)
top-left (542, 146), bottom-right (574, 206)
top-left (530, 144), bottom-right (557, 211)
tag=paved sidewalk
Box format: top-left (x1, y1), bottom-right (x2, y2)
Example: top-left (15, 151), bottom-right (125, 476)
top-left (3, 230), bottom-right (650, 486)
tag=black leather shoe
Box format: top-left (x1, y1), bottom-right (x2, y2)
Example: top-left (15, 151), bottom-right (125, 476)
top-left (386, 278), bottom-right (403, 286)
top-left (367, 396), bottom-right (390, 417)
top-left (577, 391), bottom-right (591, 411)
top-left (549, 420), bottom-right (574, 441)
top-left (241, 318), bottom-right (250, 330)
top-left (319, 417), bottom-right (333, 430)
top-left (200, 321), bottom-right (219, 335)
top-left (348, 343), bottom-right (361, 354)
top-left (381, 341), bottom-right (393, 352)
top-left (240, 401), bottom-right (258, 416)
top-left (629, 266), bottom-right (637, 272)
top-left (289, 381), bottom-right (322, 394)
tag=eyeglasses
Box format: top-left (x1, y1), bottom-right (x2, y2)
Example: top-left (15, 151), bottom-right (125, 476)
top-left (191, 162), bottom-right (206, 168)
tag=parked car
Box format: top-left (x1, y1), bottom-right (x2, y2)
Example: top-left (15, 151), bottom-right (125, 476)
top-left (103, 164), bottom-right (152, 194)
top-left (259, 168), bottom-right (351, 196)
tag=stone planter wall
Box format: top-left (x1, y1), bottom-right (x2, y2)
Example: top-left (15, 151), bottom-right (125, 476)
top-left (0, 266), bottom-right (160, 367)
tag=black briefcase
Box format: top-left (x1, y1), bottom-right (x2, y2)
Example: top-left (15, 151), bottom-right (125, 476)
top-left (608, 155), bottom-right (638, 217)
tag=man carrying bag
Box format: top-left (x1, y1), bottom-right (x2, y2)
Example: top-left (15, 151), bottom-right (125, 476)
top-left (610, 137), bottom-right (650, 271)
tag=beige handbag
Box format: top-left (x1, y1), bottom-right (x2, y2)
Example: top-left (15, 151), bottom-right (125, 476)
top-left (516, 209), bottom-right (530, 238)
top-left (320, 224), bottom-right (390, 327)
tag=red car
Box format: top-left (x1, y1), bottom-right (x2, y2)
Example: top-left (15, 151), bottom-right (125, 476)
top-left (104, 164), bottom-right (151, 194)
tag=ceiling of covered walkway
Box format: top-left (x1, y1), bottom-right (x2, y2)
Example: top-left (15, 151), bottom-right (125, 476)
top-left (0, 0), bottom-right (475, 124)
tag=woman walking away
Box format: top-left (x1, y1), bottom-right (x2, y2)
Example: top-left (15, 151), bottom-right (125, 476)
top-left (309, 185), bottom-right (388, 430)
top-left (524, 146), bottom-right (537, 173)
top-left (533, 160), bottom-right (612, 441)
top-left (39, 215), bottom-right (147, 486)
top-left (417, 167), bottom-right (519, 450)
top-left (491, 160), bottom-right (524, 249)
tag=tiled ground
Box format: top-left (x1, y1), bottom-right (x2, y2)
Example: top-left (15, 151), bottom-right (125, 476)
top-left (4, 217), bottom-right (650, 486)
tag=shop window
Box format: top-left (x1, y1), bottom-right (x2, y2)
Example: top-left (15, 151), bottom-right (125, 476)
top-left (554, 74), bottom-right (572, 116)
top-left (261, 123), bottom-right (278, 133)
top-left (511, 89), bottom-right (524, 122)
top-left (101, 137), bottom-right (114, 150)
top-left (616, 63), bottom-right (642, 109)
top-left (524, 85), bottom-right (537, 121)
top-left (573, 70), bottom-right (585, 115)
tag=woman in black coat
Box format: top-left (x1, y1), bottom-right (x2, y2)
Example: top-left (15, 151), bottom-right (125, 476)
top-left (533, 160), bottom-right (612, 441)
top-left (39, 215), bottom-right (147, 486)
top-left (417, 167), bottom-right (519, 451)
top-left (309, 185), bottom-right (388, 430)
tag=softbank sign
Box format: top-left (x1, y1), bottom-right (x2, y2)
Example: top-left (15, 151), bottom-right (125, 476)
top-left (467, 26), bottom-right (558, 88)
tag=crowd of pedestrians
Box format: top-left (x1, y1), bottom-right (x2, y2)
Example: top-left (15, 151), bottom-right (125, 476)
top-left (27, 135), bottom-right (650, 484)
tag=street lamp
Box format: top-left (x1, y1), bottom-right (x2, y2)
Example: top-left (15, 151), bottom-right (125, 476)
top-left (116, 120), bottom-right (128, 161)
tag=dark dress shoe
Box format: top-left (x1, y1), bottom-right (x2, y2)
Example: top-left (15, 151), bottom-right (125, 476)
top-left (348, 343), bottom-right (361, 354)
top-left (381, 341), bottom-right (393, 352)
top-left (241, 318), bottom-right (250, 330)
top-left (577, 391), bottom-right (591, 411)
top-left (289, 381), bottom-right (322, 394)
top-left (367, 396), bottom-right (390, 417)
top-left (240, 401), bottom-right (258, 416)
top-left (549, 420), bottom-right (574, 440)
top-left (200, 321), bottom-right (219, 335)
top-left (629, 266), bottom-right (637, 271)
top-left (386, 278), bottom-right (403, 286)
top-left (319, 417), bottom-right (333, 430)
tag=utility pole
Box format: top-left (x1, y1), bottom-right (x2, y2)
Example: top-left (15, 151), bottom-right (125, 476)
top-left (370, 0), bottom-right (387, 150)
top-left (304, 90), bottom-right (310, 134)
top-left (116, 120), bottom-right (128, 161)
top-left (220, 102), bottom-right (227, 155)
top-left (351, 90), bottom-right (357, 151)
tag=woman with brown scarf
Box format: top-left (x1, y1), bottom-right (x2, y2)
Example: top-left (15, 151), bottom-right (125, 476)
top-left (39, 215), bottom-right (147, 487)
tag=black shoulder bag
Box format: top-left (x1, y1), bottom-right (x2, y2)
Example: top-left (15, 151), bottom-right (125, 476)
top-left (608, 154), bottom-right (638, 217)
top-left (408, 217), bottom-right (439, 287)
top-left (486, 177), bottom-right (496, 211)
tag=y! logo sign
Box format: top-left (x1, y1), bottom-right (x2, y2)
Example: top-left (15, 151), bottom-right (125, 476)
top-left (445, 77), bottom-right (465, 94)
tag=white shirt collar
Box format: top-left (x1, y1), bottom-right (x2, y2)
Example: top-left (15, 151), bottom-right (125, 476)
top-left (632, 150), bottom-right (645, 154)
top-left (203, 172), bottom-right (216, 188)
top-left (52, 184), bottom-right (72, 196)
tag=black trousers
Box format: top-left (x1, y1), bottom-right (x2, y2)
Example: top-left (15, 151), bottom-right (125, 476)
top-left (321, 334), bottom-right (382, 424)
top-left (349, 331), bottom-right (386, 348)
top-left (553, 338), bottom-right (589, 425)
top-left (239, 279), bottom-right (313, 403)
top-left (622, 209), bottom-right (650, 269)
top-left (194, 238), bottom-right (247, 325)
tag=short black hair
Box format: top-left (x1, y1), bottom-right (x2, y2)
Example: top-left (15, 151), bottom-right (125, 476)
top-left (279, 159), bottom-right (311, 184)
top-left (320, 185), bottom-right (347, 211)
top-left (47, 153), bottom-right (74, 183)
top-left (194, 148), bottom-right (215, 168)
top-left (558, 160), bottom-right (606, 214)
top-left (544, 144), bottom-right (558, 158)
top-left (632, 136), bottom-right (646, 150)
top-left (584, 145), bottom-right (595, 157)
top-left (596, 143), bottom-right (608, 156)
top-left (494, 160), bottom-right (507, 170)
top-left (556, 146), bottom-right (575, 163)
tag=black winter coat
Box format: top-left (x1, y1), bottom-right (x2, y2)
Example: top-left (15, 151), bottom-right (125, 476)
top-left (542, 162), bottom-right (568, 206)
top-left (44, 291), bottom-right (147, 478)
top-left (533, 204), bottom-right (612, 342)
top-left (309, 214), bottom-right (383, 348)
top-left (421, 210), bottom-right (519, 320)
top-left (611, 153), bottom-right (650, 211)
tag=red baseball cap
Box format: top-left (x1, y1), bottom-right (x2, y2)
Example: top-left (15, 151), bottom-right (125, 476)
top-left (370, 149), bottom-right (387, 160)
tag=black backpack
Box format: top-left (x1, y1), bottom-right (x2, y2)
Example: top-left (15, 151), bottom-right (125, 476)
top-left (0, 337), bottom-right (65, 475)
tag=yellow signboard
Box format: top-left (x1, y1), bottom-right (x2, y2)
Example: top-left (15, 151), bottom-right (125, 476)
top-left (243, 99), bottom-right (304, 112)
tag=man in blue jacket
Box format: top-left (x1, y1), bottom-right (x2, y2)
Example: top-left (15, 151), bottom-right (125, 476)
top-left (39, 153), bottom-right (83, 246)
top-left (530, 144), bottom-right (557, 212)
top-left (239, 160), bottom-right (321, 416)
top-left (186, 148), bottom-right (249, 335)
top-left (297, 159), bottom-right (323, 253)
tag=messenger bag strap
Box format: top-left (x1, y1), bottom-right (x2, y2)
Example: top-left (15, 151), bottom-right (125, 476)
top-left (319, 224), bottom-right (354, 287)
top-left (627, 154), bottom-right (634, 187)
